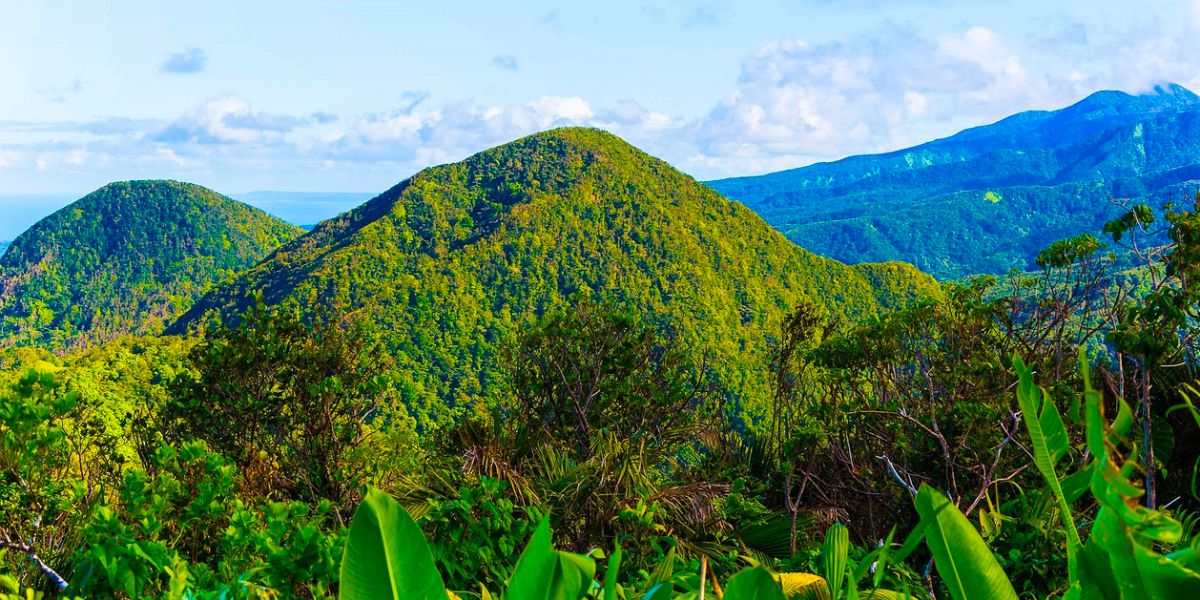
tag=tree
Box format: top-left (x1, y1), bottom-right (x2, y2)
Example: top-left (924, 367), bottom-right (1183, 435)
top-left (163, 294), bottom-right (400, 520)
top-left (504, 299), bottom-right (716, 459)
top-left (1102, 198), bottom-right (1200, 508)
top-left (0, 370), bottom-right (115, 592)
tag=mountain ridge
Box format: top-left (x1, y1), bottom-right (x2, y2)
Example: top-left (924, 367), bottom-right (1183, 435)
top-left (172, 127), bottom-right (940, 417)
top-left (708, 84), bottom-right (1200, 278)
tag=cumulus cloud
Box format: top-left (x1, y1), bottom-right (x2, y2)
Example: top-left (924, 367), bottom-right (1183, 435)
top-left (491, 54), bottom-right (519, 71)
top-left (0, 148), bottom-right (22, 168)
top-left (322, 95), bottom-right (601, 163)
top-left (153, 97), bottom-right (305, 144)
top-left (160, 48), bottom-right (208, 74)
top-left (12, 18), bottom-right (1200, 188)
top-left (679, 23), bottom-right (1091, 175)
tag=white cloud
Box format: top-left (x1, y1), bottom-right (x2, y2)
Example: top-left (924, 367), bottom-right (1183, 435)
top-left (155, 147), bottom-right (188, 166)
top-left (11, 18), bottom-right (1200, 188)
top-left (322, 96), bottom-right (602, 165)
top-left (677, 24), bottom-right (1102, 175)
top-left (0, 148), bottom-right (22, 168)
top-left (63, 149), bottom-right (87, 167)
top-left (154, 97), bottom-right (304, 145)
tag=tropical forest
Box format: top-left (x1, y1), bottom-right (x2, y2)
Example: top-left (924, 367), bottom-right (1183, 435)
top-left (2, 2), bottom-right (1200, 599)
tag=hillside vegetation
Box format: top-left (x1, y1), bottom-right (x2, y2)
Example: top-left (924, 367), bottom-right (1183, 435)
top-left (173, 128), bottom-right (939, 417)
top-left (709, 84), bottom-right (1200, 278)
top-left (0, 180), bottom-right (303, 350)
top-left (3, 128), bottom-right (1198, 600)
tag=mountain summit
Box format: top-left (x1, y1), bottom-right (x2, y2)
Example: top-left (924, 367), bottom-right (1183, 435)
top-left (173, 128), bottom-right (938, 414)
top-left (0, 180), bottom-right (303, 349)
top-left (708, 84), bottom-right (1200, 278)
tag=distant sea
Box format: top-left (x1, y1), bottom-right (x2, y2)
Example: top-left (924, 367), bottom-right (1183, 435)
top-left (234, 191), bottom-right (375, 228)
top-left (0, 194), bottom-right (77, 240)
top-left (0, 191), bottom-right (374, 242)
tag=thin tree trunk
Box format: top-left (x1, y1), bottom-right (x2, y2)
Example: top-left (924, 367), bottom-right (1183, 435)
top-left (1142, 368), bottom-right (1156, 509)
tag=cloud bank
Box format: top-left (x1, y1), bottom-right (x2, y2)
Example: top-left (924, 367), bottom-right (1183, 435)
top-left (4, 21), bottom-right (1200, 190)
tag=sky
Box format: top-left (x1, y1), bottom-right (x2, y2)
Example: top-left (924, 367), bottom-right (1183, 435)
top-left (2, 0), bottom-right (1200, 200)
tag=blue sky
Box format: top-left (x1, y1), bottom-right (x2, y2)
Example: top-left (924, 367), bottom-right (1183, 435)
top-left (2, 0), bottom-right (1199, 197)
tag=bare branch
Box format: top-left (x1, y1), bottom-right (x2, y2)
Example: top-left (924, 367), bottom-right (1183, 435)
top-left (0, 538), bottom-right (68, 591)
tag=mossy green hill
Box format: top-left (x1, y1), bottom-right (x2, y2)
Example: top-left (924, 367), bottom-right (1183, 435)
top-left (173, 128), bottom-right (939, 417)
top-left (0, 180), bottom-right (303, 350)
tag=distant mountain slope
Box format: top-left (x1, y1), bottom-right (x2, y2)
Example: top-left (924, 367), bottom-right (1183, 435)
top-left (0, 180), bottom-right (304, 350)
top-left (708, 84), bottom-right (1200, 279)
top-left (0, 242), bottom-right (8, 258)
top-left (173, 128), bottom-right (939, 416)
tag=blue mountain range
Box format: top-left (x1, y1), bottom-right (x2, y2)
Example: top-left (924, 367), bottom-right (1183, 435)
top-left (708, 84), bottom-right (1200, 279)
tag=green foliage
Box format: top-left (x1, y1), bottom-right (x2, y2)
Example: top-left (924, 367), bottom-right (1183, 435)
top-left (722, 567), bottom-right (785, 600)
top-left (340, 487), bottom-right (826, 600)
top-left (802, 279), bottom-right (1020, 534)
top-left (423, 477), bottom-right (536, 591)
top-left (70, 441), bottom-right (343, 599)
top-left (0, 180), bottom-right (302, 350)
top-left (6, 130), bottom-right (1200, 600)
top-left (909, 356), bottom-right (1200, 599)
top-left (914, 486), bottom-right (1017, 600)
top-left (1035, 234), bottom-right (1101, 270)
top-left (506, 299), bottom-right (710, 459)
top-left (0, 369), bottom-right (110, 593)
top-left (820, 524), bottom-right (848, 600)
top-left (341, 488), bottom-right (447, 600)
top-left (502, 518), bottom-right (595, 600)
top-left (418, 300), bottom-right (749, 579)
top-left (1012, 356), bottom-right (1080, 578)
top-left (163, 296), bottom-right (413, 513)
top-left (335, 488), bottom-right (925, 600)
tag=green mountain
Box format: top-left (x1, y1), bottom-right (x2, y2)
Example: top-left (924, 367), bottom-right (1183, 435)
top-left (708, 84), bottom-right (1200, 279)
top-left (0, 242), bottom-right (8, 257)
top-left (173, 128), bottom-right (939, 416)
top-left (0, 180), bottom-right (304, 350)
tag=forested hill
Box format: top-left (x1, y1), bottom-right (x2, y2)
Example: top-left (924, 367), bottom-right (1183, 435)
top-left (0, 180), bottom-right (304, 350)
top-left (0, 242), bottom-right (8, 257)
top-left (172, 127), bottom-right (940, 416)
top-left (709, 83), bottom-right (1200, 279)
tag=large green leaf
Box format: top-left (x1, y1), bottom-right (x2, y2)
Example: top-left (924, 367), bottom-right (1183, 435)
top-left (504, 518), bottom-right (595, 600)
top-left (774, 572), bottom-right (827, 599)
top-left (1134, 539), bottom-right (1200, 598)
top-left (1013, 356), bottom-right (1081, 578)
top-left (602, 544), bottom-right (622, 600)
top-left (723, 566), bottom-right (787, 600)
top-left (822, 523), bottom-right (849, 599)
top-left (340, 487), bottom-right (448, 600)
top-left (914, 485), bottom-right (1017, 600)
